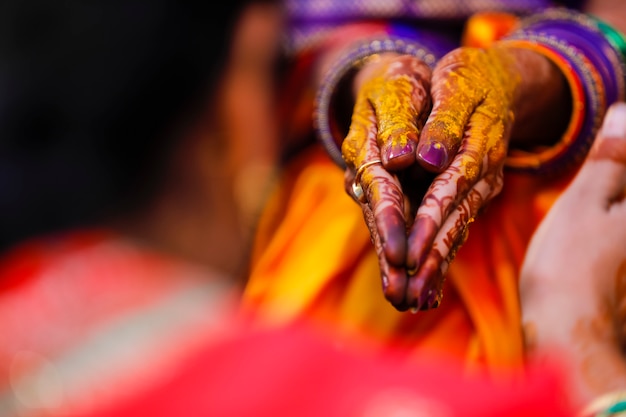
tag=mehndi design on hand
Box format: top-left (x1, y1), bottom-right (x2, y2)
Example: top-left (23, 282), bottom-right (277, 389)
top-left (342, 55), bottom-right (433, 308)
top-left (343, 47), bottom-right (520, 311)
top-left (405, 46), bottom-right (519, 310)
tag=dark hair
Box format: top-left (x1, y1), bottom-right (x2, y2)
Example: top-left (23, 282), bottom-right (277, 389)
top-left (0, 0), bottom-right (249, 249)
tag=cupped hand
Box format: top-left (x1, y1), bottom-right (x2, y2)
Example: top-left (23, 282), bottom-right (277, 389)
top-left (520, 103), bottom-right (626, 407)
top-left (403, 46), bottom-right (523, 310)
top-left (341, 54), bottom-right (433, 309)
top-left (342, 46), bottom-right (546, 312)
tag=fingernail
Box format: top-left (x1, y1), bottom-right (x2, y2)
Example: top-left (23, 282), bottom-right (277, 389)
top-left (418, 141), bottom-right (448, 170)
top-left (385, 141), bottom-right (416, 164)
top-left (381, 275), bottom-right (389, 292)
top-left (600, 103), bottom-right (626, 139)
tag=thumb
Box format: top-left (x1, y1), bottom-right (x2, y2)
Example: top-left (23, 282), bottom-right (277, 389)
top-left (570, 102), bottom-right (626, 202)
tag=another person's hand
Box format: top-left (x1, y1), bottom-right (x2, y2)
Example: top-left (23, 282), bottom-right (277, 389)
top-left (520, 102), bottom-right (626, 408)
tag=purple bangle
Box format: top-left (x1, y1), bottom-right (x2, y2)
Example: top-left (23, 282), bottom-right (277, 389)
top-left (515, 7), bottom-right (626, 104)
top-left (314, 36), bottom-right (440, 169)
top-left (498, 7), bottom-right (626, 175)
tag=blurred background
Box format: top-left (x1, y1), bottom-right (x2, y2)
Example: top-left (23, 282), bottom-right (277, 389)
top-left (0, 0), bottom-right (284, 280)
top-left (0, 1), bottom-right (286, 415)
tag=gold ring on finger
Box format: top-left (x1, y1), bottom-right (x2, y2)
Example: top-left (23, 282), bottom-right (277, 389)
top-left (352, 159), bottom-right (382, 201)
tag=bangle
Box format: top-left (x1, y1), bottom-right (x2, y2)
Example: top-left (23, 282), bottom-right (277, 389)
top-left (498, 7), bottom-right (625, 175)
top-left (498, 39), bottom-right (585, 170)
top-left (591, 16), bottom-right (626, 62)
top-left (514, 7), bottom-right (625, 103)
top-left (314, 34), bottom-right (443, 169)
top-left (498, 34), bottom-right (604, 175)
top-left (580, 391), bottom-right (626, 417)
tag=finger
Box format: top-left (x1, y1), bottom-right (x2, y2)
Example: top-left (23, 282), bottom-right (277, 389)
top-left (406, 177), bottom-right (497, 310)
top-left (360, 163), bottom-right (408, 266)
top-left (345, 90), bottom-right (409, 266)
top-left (417, 53), bottom-right (481, 173)
top-left (407, 92), bottom-right (508, 279)
top-left (361, 201), bottom-right (409, 309)
top-left (570, 102), bottom-right (626, 203)
top-left (367, 56), bottom-right (432, 170)
top-left (342, 86), bottom-right (379, 170)
top-left (406, 108), bottom-right (493, 272)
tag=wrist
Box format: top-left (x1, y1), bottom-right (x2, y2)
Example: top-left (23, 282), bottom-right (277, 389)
top-left (496, 7), bottom-right (626, 175)
top-left (500, 45), bottom-right (572, 148)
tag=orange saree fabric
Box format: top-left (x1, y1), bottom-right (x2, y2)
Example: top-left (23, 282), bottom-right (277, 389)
top-left (242, 143), bottom-right (575, 374)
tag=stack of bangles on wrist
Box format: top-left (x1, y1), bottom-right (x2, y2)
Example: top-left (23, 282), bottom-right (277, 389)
top-left (580, 391), bottom-right (626, 417)
top-left (313, 25), bottom-right (450, 169)
top-left (499, 7), bottom-right (626, 175)
top-left (313, 9), bottom-right (626, 176)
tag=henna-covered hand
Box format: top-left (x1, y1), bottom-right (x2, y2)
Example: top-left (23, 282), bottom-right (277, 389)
top-left (520, 103), bottom-right (626, 407)
top-left (341, 54), bottom-right (433, 309)
top-left (342, 46), bottom-right (558, 312)
top-left (404, 46), bottom-right (522, 310)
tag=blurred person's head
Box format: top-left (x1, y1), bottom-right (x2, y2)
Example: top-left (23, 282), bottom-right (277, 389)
top-left (0, 0), bottom-right (265, 251)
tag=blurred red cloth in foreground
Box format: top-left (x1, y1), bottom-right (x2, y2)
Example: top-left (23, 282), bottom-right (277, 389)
top-left (0, 229), bottom-right (577, 417)
top-left (80, 320), bottom-right (577, 417)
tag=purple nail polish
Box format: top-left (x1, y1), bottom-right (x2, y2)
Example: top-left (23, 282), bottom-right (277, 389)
top-left (385, 141), bottom-right (415, 164)
top-left (418, 142), bottom-right (448, 171)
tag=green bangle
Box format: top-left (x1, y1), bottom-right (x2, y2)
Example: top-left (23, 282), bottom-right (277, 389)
top-left (604, 400), bottom-right (626, 416)
top-left (581, 392), bottom-right (626, 416)
top-left (589, 15), bottom-right (626, 62)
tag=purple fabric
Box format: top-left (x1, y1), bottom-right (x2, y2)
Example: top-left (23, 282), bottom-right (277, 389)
top-left (286, 0), bottom-right (555, 21)
top-left (283, 0), bottom-right (586, 53)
